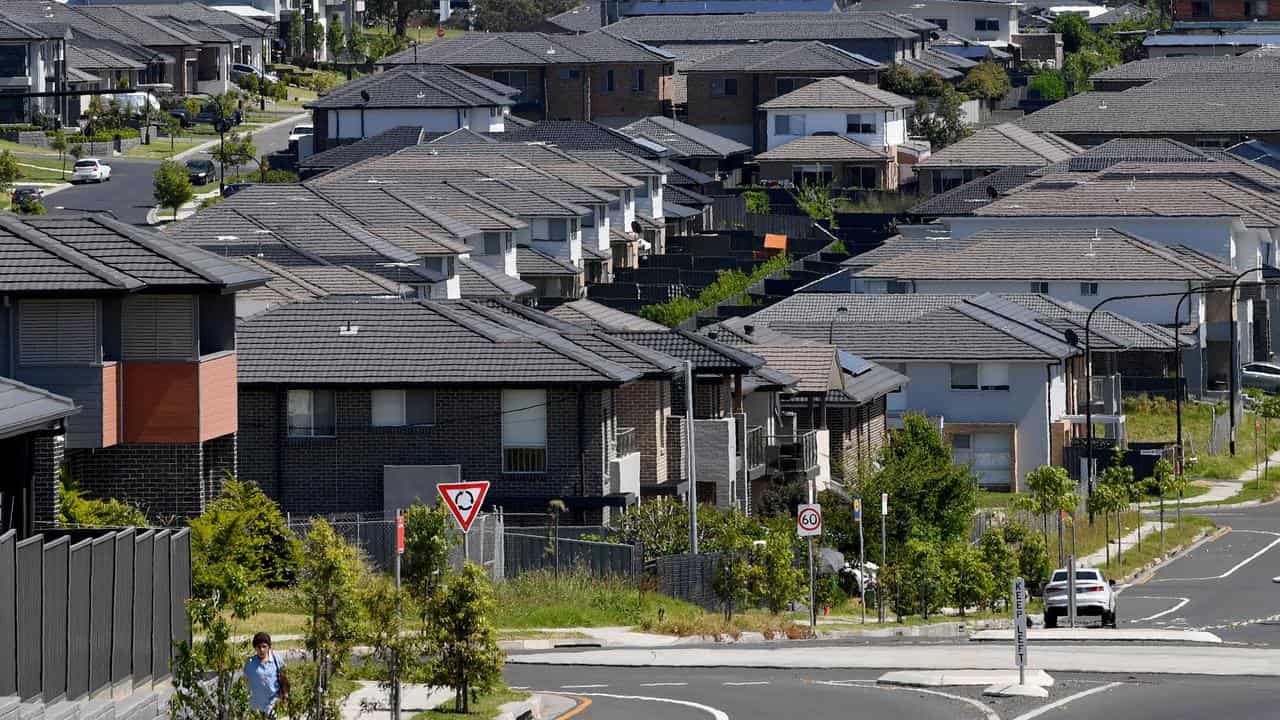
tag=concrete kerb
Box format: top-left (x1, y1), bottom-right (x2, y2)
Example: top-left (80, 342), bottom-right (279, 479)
top-left (1122, 524), bottom-right (1229, 587)
top-left (877, 669), bottom-right (1055, 688)
top-left (969, 627), bottom-right (1222, 643)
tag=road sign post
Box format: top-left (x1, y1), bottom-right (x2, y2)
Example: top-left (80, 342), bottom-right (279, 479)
top-left (797, 503), bottom-right (822, 630)
top-left (854, 498), bottom-right (865, 624)
top-left (438, 481), bottom-right (491, 565)
top-left (879, 493), bottom-right (887, 624)
top-left (1013, 577), bottom-right (1028, 686)
top-left (392, 509), bottom-right (403, 720)
top-left (1067, 553), bottom-right (1077, 628)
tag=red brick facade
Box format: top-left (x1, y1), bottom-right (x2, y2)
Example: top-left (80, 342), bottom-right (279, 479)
top-left (1174, 0), bottom-right (1280, 21)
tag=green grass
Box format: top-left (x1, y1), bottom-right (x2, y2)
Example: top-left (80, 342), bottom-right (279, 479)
top-left (1125, 395), bottom-right (1280, 479)
top-left (124, 139), bottom-right (207, 160)
top-left (1100, 515), bottom-right (1216, 579)
top-left (1189, 467), bottom-right (1280, 506)
top-left (0, 138), bottom-right (57, 156)
top-left (977, 490), bottom-right (1019, 508)
top-left (14, 160), bottom-right (70, 182)
top-left (493, 569), bottom-right (705, 629)
top-left (413, 685), bottom-right (528, 719)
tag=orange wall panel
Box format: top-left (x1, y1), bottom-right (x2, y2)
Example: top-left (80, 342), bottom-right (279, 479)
top-left (101, 362), bottom-right (120, 448)
top-left (199, 353), bottom-right (238, 441)
top-left (123, 362), bottom-right (200, 443)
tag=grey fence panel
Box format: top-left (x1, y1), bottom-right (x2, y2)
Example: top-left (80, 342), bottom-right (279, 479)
top-left (503, 532), bottom-right (636, 579)
top-left (131, 531), bottom-right (154, 687)
top-left (42, 536), bottom-right (69, 702)
top-left (150, 530), bottom-right (171, 681)
top-left (67, 538), bottom-right (93, 700)
top-left (89, 534), bottom-right (115, 696)
top-left (15, 535), bottom-right (42, 701)
top-left (111, 529), bottom-right (135, 687)
top-left (170, 529), bottom-right (191, 645)
top-left (656, 553), bottom-right (720, 612)
top-left (0, 531), bottom-right (15, 697)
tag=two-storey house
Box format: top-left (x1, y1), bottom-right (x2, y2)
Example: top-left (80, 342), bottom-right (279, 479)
top-left (859, 0), bottom-right (1022, 46)
top-left (0, 17), bottom-right (63, 124)
top-left (913, 122), bottom-right (1080, 195)
top-left (0, 214), bottom-right (269, 520)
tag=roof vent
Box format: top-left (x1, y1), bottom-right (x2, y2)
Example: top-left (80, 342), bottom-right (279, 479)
top-left (743, 324), bottom-right (755, 335)
top-left (338, 322), bottom-right (360, 336)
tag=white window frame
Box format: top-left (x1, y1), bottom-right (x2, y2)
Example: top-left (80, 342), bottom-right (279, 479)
top-left (502, 388), bottom-right (547, 473)
top-left (1080, 282), bottom-right (1099, 296)
top-left (845, 113), bottom-right (875, 134)
top-left (288, 389), bottom-right (336, 437)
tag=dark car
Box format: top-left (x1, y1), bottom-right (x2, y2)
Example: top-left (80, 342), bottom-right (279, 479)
top-left (222, 182), bottom-right (253, 198)
top-left (168, 108), bottom-right (191, 127)
top-left (10, 186), bottom-right (44, 205)
top-left (186, 159), bottom-right (215, 185)
top-left (195, 105), bottom-right (243, 126)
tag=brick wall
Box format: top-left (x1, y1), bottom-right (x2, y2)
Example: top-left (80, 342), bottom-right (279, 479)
top-left (62, 435), bottom-right (235, 518)
top-left (237, 385), bottom-right (615, 516)
top-left (546, 65), bottom-right (588, 121)
top-left (617, 378), bottom-right (670, 487)
top-left (794, 396), bottom-right (887, 482)
top-left (31, 434), bottom-right (64, 527)
top-left (590, 63), bottom-right (669, 120)
top-left (1175, 0), bottom-right (1280, 20)
top-left (686, 72), bottom-right (756, 129)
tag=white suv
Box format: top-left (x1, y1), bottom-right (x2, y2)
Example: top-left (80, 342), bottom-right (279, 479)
top-left (1043, 567), bottom-right (1117, 628)
top-left (71, 158), bottom-right (111, 184)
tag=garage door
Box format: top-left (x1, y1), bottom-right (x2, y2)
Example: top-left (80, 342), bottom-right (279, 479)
top-left (953, 431), bottom-right (1013, 490)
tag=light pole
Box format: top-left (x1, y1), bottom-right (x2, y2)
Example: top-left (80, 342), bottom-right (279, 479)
top-left (259, 19), bottom-right (281, 111)
top-left (1227, 267), bottom-right (1261, 456)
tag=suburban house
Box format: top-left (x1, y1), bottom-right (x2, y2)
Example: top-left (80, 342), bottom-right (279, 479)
top-left (618, 115), bottom-right (752, 185)
top-left (0, 16), bottom-right (64, 125)
top-left (1086, 3), bottom-right (1148, 28)
top-left (0, 213), bottom-right (270, 521)
top-left (858, 0), bottom-right (1022, 46)
top-left (757, 76), bottom-right (914, 187)
top-left (913, 122), bottom-right (1080, 195)
top-left (0, 378), bottom-right (79, 538)
top-left (750, 292), bottom-right (1085, 491)
top-left (375, 31), bottom-right (678, 125)
top-left (1088, 55), bottom-right (1280, 92)
top-left (1173, 0), bottom-right (1280, 31)
top-left (680, 41), bottom-right (885, 148)
top-left (305, 65), bottom-right (519, 155)
top-left (756, 135), bottom-right (898, 190)
top-left (234, 297), bottom-right (657, 521)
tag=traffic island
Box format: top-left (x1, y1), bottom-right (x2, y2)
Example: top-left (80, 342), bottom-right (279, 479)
top-left (877, 669), bottom-right (1055, 688)
top-left (969, 627), bottom-right (1222, 643)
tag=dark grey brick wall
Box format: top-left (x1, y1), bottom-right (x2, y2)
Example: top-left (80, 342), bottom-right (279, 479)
top-left (237, 385), bottom-right (617, 516)
top-left (31, 434), bottom-right (64, 527)
top-left (617, 379), bottom-right (671, 487)
top-left (62, 436), bottom-right (236, 519)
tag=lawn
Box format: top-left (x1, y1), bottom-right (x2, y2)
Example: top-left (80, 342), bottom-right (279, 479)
top-left (0, 138), bottom-right (57, 156)
top-left (492, 569), bottom-right (706, 629)
top-left (413, 685), bottom-right (528, 720)
top-left (1101, 515), bottom-right (1216, 580)
top-left (1190, 468), bottom-right (1280, 506)
top-left (1124, 395), bottom-right (1280, 479)
top-left (14, 161), bottom-right (69, 183)
top-left (124, 138), bottom-right (207, 160)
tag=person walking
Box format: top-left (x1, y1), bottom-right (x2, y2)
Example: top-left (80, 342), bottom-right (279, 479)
top-left (245, 632), bottom-right (289, 718)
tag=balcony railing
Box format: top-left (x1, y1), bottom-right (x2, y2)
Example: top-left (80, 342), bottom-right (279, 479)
top-left (767, 430), bottom-right (819, 475)
top-left (1078, 374), bottom-right (1123, 416)
top-left (503, 446), bottom-right (546, 473)
top-left (616, 426), bottom-right (637, 457)
top-left (745, 425), bottom-right (766, 473)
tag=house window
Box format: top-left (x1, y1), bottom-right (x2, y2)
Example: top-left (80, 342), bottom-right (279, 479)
top-left (502, 388), bottom-right (547, 472)
top-left (924, 18), bottom-right (949, 30)
top-left (19, 298), bottom-right (98, 366)
top-left (951, 433), bottom-right (973, 465)
top-left (603, 68), bottom-right (615, 92)
top-left (482, 232), bottom-right (504, 255)
top-left (0, 46), bottom-right (27, 78)
top-left (548, 218), bottom-right (569, 242)
top-left (492, 70), bottom-right (528, 96)
top-left (886, 280), bottom-right (912, 294)
top-left (631, 68), bottom-right (646, 92)
top-left (775, 114), bottom-right (805, 136)
top-left (775, 77), bottom-right (812, 94)
top-left (1190, 0), bottom-right (1212, 15)
top-left (1246, 0), bottom-right (1268, 16)
top-left (558, 68), bottom-right (580, 80)
top-left (371, 389), bottom-right (435, 427)
top-left (975, 18), bottom-right (1000, 31)
top-left (711, 77), bottom-right (738, 96)
top-left (1080, 282), bottom-right (1099, 296)
top-left (845, 166), bottom-right (878, 188)
top-left (288, 389), bottom-right (336, 437)
top-left (951, 363), bottom-right (979, 390)
top-left (950, 363), bottom-right (1010, 391)
top-left (846, 114), bottom-right (876, 134)
top-left (1030, 281), bottom-right (1049, 293)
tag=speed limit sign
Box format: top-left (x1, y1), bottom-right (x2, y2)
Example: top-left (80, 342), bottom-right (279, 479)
top-left (796, 503), bottom-right (822, 537)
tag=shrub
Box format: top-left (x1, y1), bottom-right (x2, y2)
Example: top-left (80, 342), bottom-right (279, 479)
top-left (189, 478), bottom-right (301, 589)
top-left (424, 563), bottom-right (505, 714)
top-left (1028, 71), bottom-right (1068, 101)
top-left (59, 481), bottom-right (148, 527)
top-left (16, 198), bottom-right (46, 215)
top-left (638, 253), bottom-right (791, 327)
top-left (743, 190), bottom-right (770, 215)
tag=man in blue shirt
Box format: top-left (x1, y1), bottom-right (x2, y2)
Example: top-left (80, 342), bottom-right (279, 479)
top-left (244, 632), bottom-right (288, 718)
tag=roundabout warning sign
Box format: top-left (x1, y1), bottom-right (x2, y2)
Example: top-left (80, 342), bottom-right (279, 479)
top-left (796, 503), bottom-right (822, 537)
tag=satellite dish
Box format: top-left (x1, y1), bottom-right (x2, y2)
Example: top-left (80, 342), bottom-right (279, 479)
top-left (985, 184), bottom-right (999, 199)
top-left (360, 89), bottom-right (371, 102)
top-left (631, 220), bottom-right (642, 234)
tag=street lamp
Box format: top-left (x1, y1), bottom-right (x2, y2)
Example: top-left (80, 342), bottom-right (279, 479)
top-left (1227, 267), bottom-right (1262, 456)
top-left (828, 306), bottom-right (848, 344)
top-left (259, 19), bottom-right (281, 111)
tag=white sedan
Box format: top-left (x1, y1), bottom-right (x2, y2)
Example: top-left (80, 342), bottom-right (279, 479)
top-left (1043, 567), bottom-right (1117, 627)
top-left (71, 158), bottom-right (112, 184)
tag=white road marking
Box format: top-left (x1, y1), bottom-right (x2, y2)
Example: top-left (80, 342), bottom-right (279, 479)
top-left (509, 686), bottom-right (529, 690)
top-left (1153, 531), bottom-right (1280, 581)
top-left (559, 684), bottom-right (610, 689)
top-left (639, 682), bottom-right (688, 687)
top-left (722, 681), bottom-right (770, 686)
top-left (578, 692), bottom-right (729, 719)
top-left (816, 680), bottom-right (1000, 720)
top-left (1124, 596), bottom-right (1191, 622)
top-left (1011, 682), bottom-right (1123, 720)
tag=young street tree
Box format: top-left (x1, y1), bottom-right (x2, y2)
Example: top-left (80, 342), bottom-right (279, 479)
top-left (49, 130), bottom-right (68, 178)
top-left (1015, 464), bottom-right (1078, 560)
top-left (154, 160), bottom-right (194, 221)
top-left (298, 520), bottom-right (365, 720)
top-left (752, 515), bottom-right (804, 615)
top-left (401, 502), bottom-right (456, 607)
top-left (425, 563), bottom-right (505, 714)
top-left (0, 150), bottom-right (19, 204)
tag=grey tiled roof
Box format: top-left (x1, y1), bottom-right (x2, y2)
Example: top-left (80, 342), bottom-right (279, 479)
top-left (0, 377), bottom-right (79, 439)
top-left (560, 333), bottom-right (682, 376)
top-left (308, 66), bottom-right (518, 109)
top-left (1038, 138), bottom-right (1216, 174)
top-left (612, 330), bottom-right (765, 372)
top-left (916, 123), bottom-right (1080, 169)
top-left (238, 257), bottom-right (406, 300)
top-left (618, 116), bottom-right (750, 158)
top-left (517, 246), bottom-right (581, 277)
top-left (752, 292), bottom-right (972, 324)
top-left (503, 122), bottom-right (673, 157)
top-left (3, 214), bottom-right (268, 293)
top-left (756, 134), bottom-right (888, 161)
top-left (1089, 54), bottom-right (1280, 83)
top-left (547, 299), bottom-right (669, 331)
top-left (759, 75), bottom-right (914, 110)
top-left (457, 258), bottom-right (536, 298)
top-left (736, 345), bottom-right (841, 394)
top-left (0, 17), bottom-right (47, 40)
top-left (74, 6), bottom-right (199, 46)
top-left (1087, 3), bottom-right (1149, 25)
top-left (855, 227), bottom-right (1234, 282)
top-left (1002, 294), bottom-right (1186, 351)
top-left (665, 184), bottom-right (714, 207)
top-left (546, 3), bottom-right (601, 32)
top-left (377, 30), bottom-right (673, 66)
top-left (67, 44), bottom-right (144, 70)
top-left (298, 127), bottom-right (428, 172)
top-left (840, 230), bottom-right (974, 269)
top-left (607, 11), bottom-right (932, 43)
top-left (683, 40), bottom-right (883, 74)
top-left (909, 166), bottom-right (1039, 217)
top-left (236, 297), bottom-right (641, 385)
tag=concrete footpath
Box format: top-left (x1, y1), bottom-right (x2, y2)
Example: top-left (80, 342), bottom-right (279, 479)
top-left (340, 682), bottom-right (572, 720)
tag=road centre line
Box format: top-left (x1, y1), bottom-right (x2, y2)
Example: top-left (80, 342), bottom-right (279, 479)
top-left (1153, 532), bottom-right (1280, 581)
top-left (815, 680), bottom-right (999, 720)
top-left (1123, 596), bottom-right (1191, 622)
top-left (559, 684), bottom-right (610, 689)
top-left (722, 681), bottom-right (770, 686)
top-left (640, 682), bottom-right (688, 687)
top-left (577, 692), bottom-right (729, 719)
top-left (1011, 682), bottom-right (1124, 720)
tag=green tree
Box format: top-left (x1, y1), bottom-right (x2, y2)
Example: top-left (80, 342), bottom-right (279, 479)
top-left (424, 563), bottom-right (505, 714)
top-left (959, 61), bottom-right (1012, 103)
top-left (0, 150), bottom-right (19, 204)
top-left (1014, 464), bottom-right (1078, 555)
top-left (297, 519), bottom-right (365, 720)
top-left (878, 64), bottom-right (920, 97)
top-left (900, 535), bottom-right (944, 619)
top-left (327, 15), bottom-right (345, 60)
top-left (861, 413), bottom-right (978, 564)
top-left (471, 0), bottom-right (579, 31)
top-left (941, 540), bottom-right (993, 617)
top-left (709, 511), bottom-right (755, 621)
top-left (360, 575), bottom-right (422, 716)
top-left (1088, 477), bottom-right (1128, 567)
top-left (288, 18), bottom-right (303, 63)
top-left (909, 88), bottom-right (969, 150)
top-left (607, 496), bottom-right (690, 560)
top-left (49, 130), bottom-right (68, 179)
top-left (154, 160), bottom-right (194, 221)
top-left (979, 526), bottom-right (1018, 610)
top-left (1028, 71), bottom-right (1068, 102)
top-left (59, 480), bottom-right (148, 527)
top-left (790, 179), bottom-right (835, 222)
top-left (402, 502), bottom-right (456, 606)
top-left (213, 132), bottom-right (258, 180)
top-left (160, 112), bottom-right (184, 154)
top-left (1148, 458), bottom-right (1175, 547)
top-left (743, 189), bottom-right (771, 215)
top-left (752, 515), bottom-right (804, 614)
top-left (189, 479), bottom-right (301, 588)
top-left (1050, 12), bottom-right (1093, 53)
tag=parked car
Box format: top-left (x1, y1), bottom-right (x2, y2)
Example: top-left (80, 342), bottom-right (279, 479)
top-left (288, 124), bottom-right (314, 143)
top-left (1242, 361), bottom-right (1280, 392)
top-left (1043, 567), bottom-right (1116, 628)
top-left (70, 158), bottom-right (111, 184)
top-left (222, 182), bottom-right (253, 198)
top-left (186, 159), bottom-right (215, 185)
top-left (195, 105), bottom-right (243, 126)
top-left (11, 187), bottom-right (44, 205)
top-left (231, 63), bottom-right (278, 83)
top-left (168, 108), bottom-right (191, 127)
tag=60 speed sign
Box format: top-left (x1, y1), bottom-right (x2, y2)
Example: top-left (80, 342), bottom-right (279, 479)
top-left (796, 503), bottom-right (822, 537)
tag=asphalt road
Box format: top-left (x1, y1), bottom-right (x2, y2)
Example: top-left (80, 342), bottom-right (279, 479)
top-left (1118, 499), bottom-right (1280, 644)
top-left (45, 111), bottom-right (303, 226)
top-left (505, 665), bottom-right (1280, 720)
